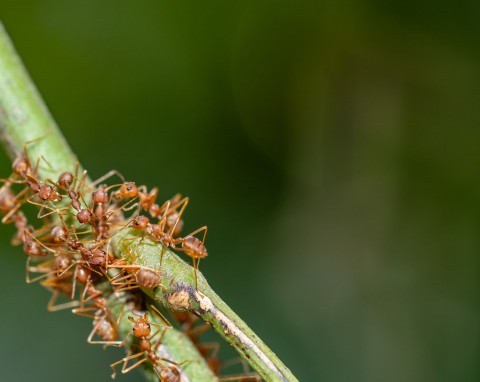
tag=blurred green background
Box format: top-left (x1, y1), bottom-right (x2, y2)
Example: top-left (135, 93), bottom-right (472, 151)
top-left (0, 1), bottom-right (479, 381)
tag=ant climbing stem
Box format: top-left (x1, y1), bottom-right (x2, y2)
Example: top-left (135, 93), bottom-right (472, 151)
top-left (0, 141), bottom-right (261, 380)
top-left (111, 305), bottom-right (188, 382)
top-left (0, 138), bottom-right (55, 215)
top-left (127, 195), bottom-right (207, 290)
top-left (107, 243), bottom-right (166, 292)
top-left (72, 280), bottom-right (124, 346)
top-left (10, 138), bottom-right (45, 179)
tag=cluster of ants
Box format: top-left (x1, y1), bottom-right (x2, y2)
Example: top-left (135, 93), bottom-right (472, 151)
top-left (0, 144), bottom-right (260, 382)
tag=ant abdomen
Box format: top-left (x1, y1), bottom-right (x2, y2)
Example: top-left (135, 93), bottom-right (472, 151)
top-left (136, 268), bottom-right (162, 289)
top-left (160, 366), bottom-right (181, 382)
top-left (182, 236), bottom-right (208, 259)
top-left (93, 315), bottom-right (117, 342)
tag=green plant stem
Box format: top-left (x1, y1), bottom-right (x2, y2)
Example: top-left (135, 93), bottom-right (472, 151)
top-left (0, 21), bottom-right (216, 382)
top-left (0, 21), bottom-right (298, 382)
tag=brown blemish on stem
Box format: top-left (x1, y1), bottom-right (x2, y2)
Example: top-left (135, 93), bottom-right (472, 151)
top-left (167, 290), bottom-right (191, 310)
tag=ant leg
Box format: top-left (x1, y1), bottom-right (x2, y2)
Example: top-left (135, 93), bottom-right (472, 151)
top-left (111, 273), bottom-right (139, 293)
top-left (151, 327), bottom-right (169, 350)
top-left (113, 331), bottom-right (132, 348)
top-left (93, 170), bottom-right (125, 186)
top-left (159, 245), bottom-right (166, 272)
top-left (193, 257), bottom-right (199, 290)
top-left (22, 141), bottom-right (33, 173)
top-left (120, 236), bottom-right (138, 263)
top-left (79, 278), bottom-right (102, 306)
top-left (1, 201), bottom-right (23, 224)
top-left (174, 247), bottom-right (201, 290)
top-left (131, 230), bottom-right (147, 253)
top-left (147, 186), bottom-right (159, 204)
top-left (39, 154), bottom-right (56, 172)
top-left (167, 197), bottom-right (189, 236)
top-left (21, 136), bottom-right (47, 172)
top-left (121, 354), bottom-right (148, 375)
top-left (103, 196), bottom-right (139, 220)
top-left (67, 262), bottom-right (100, 300)
top-left (119, 197), bottom-right (139, 212)
top-left (46, 291), bottom-right (79, 312)
top-left (218, 354), bottom-right (261, 381)
top-left (1, 186), bottom-right (31, 224)
top-left (149, 304), bottom-right (173, 329)
top-left (169, 193), bottom-right (183, 205)
top-left (25, 257), bottom-right (55, 284)
top-left (219, 375), bottom-right (261, 382)
top-left (27, 197), bottom-right (71, 220)
top-left (71, 264), bottom-right (79, 299)
top-left (110, 351), bottom-right (143, 378)
top-left (187, 226), bottom-right (208, 244)
top-left (105, 220), bottom-right (136, 244)
top-left (186, 321), bottom-right (212, 338)
top-left (70, 161), bottom-right (80, 189)
top-left (72, 306), bottom-right (99, 318)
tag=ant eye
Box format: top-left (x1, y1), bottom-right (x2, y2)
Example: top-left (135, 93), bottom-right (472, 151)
top-left (127, 186), bottom-right (132, 191)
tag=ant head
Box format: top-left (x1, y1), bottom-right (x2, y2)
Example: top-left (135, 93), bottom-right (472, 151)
top-left (23, 240), bottom-right (45, 257)
top-left (132, 314), bottom-right (151, 338)
top-left (131, 215), bottom-right (149, 230)
top-left (38, 184), bottom-right (53, 201)
top-left (38, 185), bottom-right (62, 202)
top-left (116, 182), bottom-right (138, 199)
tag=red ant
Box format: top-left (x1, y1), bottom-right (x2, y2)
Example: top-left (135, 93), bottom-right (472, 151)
top-left (111, 306), bottom-right (187, 381)
top-left (72, 278), bottom-right (123, 345)
top-left (135, 187), bottom-right (184, 231)
top-left (128, 195), bottom-right (207, 289)
top-left (0, 139), bottom-right (59, 218)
